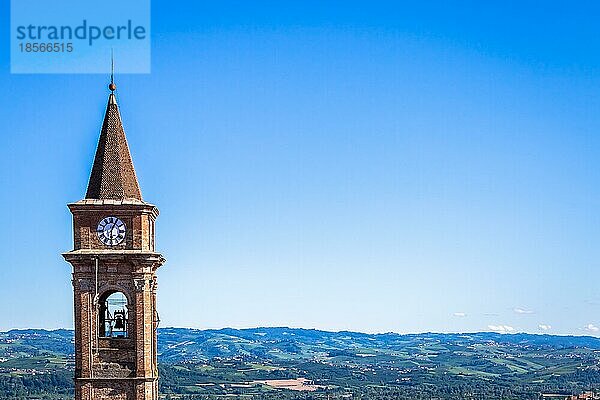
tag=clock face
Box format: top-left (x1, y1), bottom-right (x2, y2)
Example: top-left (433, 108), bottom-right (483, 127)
top-left (97, 216), bottom-right (126, 246)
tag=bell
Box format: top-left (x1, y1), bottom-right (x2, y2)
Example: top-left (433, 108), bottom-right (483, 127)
top-left (114, 311), bottom-right (125, 330)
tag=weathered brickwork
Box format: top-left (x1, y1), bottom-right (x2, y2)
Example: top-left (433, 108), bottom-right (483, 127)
top-left (64, 90), bottom-right (165, 400)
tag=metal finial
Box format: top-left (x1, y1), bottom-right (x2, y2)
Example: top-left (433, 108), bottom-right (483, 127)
top-left (109, 49), bottom-right (116, 92)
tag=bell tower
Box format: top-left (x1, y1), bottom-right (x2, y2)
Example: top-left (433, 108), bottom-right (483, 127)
top-left (63, 80), bottom-right (165, 400)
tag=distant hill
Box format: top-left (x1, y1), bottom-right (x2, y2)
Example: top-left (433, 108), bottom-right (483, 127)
top-left (156, 327), bottom-right (600, 362)
top-left (3, 327), bottom-right (600, 363)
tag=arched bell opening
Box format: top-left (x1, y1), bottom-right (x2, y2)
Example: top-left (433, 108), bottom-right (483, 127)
top-left (99, 291), bottom-right (129, 338)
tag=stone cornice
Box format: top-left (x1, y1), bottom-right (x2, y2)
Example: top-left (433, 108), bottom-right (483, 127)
top-left (63, 250), bottom-right (165, 266)
top-left (67, 199), bottom-right (159, 219)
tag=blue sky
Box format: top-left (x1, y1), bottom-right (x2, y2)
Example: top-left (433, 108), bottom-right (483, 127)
top-left (1, 2), bottom-right (600, 335)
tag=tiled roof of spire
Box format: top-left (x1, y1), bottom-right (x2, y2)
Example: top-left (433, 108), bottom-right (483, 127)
top-left (85, 92), bottom-right (142, 200)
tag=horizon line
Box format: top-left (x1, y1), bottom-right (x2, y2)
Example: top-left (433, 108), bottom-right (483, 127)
top-left (2, 325), bottom-right (599, 339)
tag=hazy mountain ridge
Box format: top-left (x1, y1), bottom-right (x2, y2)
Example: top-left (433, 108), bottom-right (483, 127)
top-left (3, 327), bottom-right (600, 362)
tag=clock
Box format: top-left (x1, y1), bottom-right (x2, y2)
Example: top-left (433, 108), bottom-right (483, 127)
top-left (97, 216), bottom-right (126, 246)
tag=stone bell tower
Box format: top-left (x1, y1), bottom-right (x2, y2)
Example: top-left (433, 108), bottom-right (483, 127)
top-left (63, 80), bottom-right (165, 400)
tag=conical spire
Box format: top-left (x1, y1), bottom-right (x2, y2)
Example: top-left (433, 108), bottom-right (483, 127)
top-left (85, 86), bottom-right (142, 201)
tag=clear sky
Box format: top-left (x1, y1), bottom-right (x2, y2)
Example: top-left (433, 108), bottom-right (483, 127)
top-left (1, 2), bottom-right (600, 336)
